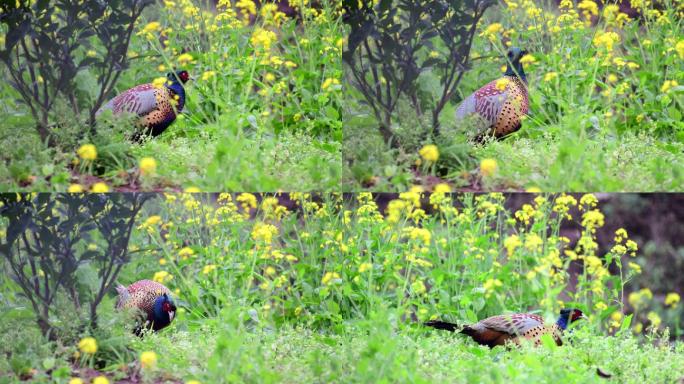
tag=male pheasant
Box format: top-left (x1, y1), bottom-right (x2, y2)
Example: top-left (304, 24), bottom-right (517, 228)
top-left (425, 308), bottom-right (585, 348)
top-left (97, 70), bottom-right (190, 141)
top-left (116, 279), bottom-right (177, 335)
top-left (456, 47), bottom-right (529, 139)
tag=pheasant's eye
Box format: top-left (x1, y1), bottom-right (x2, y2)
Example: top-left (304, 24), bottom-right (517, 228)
top-left (162, 302), bottom-right (171, 312)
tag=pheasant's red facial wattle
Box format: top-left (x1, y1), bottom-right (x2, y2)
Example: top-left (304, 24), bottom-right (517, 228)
top-left (162, 301), bottom-right (171, 312)
top-left (179, 71), bottom-right (190, 83)
top-left (571, 309), bottom-right (584, 322)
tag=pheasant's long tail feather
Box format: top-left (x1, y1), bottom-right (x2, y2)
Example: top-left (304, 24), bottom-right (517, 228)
top-left (424, 320), bottom-right (460, 332)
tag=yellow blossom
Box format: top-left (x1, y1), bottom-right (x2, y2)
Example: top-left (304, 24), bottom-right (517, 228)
top-left (93, 377), bottom-right (109, 384)
top-left (519, 54), bottom-right (536, 65)
top-left (152, 76), bottom-right (168, 89)
top-left (504, 235), bottom-right (522, 256)
top-left (91, 182), bottom-right (110, 193)
top-left (419, 145), bottom-right (439, 163)
top-left (201, 71), bottom-right (216, 81)
top-left (78, 337), bottom-right (97, 354)
top-left (647, 311), bottom-right (661, 328)
top-left (321, 77), bottom-right (340, 91)
top-left (139, 157), bottom-right (157, 176)
top-left (358, 262), bottom-right (372, 273)
top-left (676, 40), bottom-right (684, 60)
top-left (69, 379), bottom-right (84, 384)
top-left (480, 158), bottom-right (497, 177)
top-left (142, 22), bottom-right (161, 34)
top-left (433, 183), bottom-right (451, 193)
top-left (68, 184), bottom-right (84, 193)
top-left (174, 247), bottom-right (195, 261)
top-left (177, 53), bottom-right (194, 65)
top-left (665, 292), bottom-right (680, 307)
top-left (153, 270), bottom-right (173, 283)
top-left (544, 72), bottom-right (558, 82)
top-left (322, 271), bottom-right (341, 285)
top-left (661, 80), bottom-right (679, 93)
top-left (140, 351), bottom-right (157, 369)
top-left (77, 144), bottom-right (97, 161)
top-left (495, 78), bottom-right (509, 91)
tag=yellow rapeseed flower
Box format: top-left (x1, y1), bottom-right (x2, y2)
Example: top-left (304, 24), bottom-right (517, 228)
top-left (433, 183), bottom-right (451, 193)
top-left (68, 184), bottom-right (84, 193)
top-left (139, 157), bottom-right (157, 176)
top-left (495, 78), bottom-right (509, 91)
top-left (676, 40), bottom-right (684, 60)
top-left (321, 78), bottom-right (340, 91)
top-left (544, 72), bottom-right (558, 82)
top-left (153, 270), bottom-right (173, 283)
top-left (77, 144), bottom-right (97, 161)
top-left (69, 379), bottom-right (84, 384)
top-left (186, 381), bottom-right (201, 384)
top-left (480, 158), bottom-right (497, 177)
top-left (142, 21), bottom-right (161, 34)
top-left (140, 351), bottom-right (157, 369)
top-left (152, 76), bottom-right (168, 89)
top-left (93, 377), bottom-right (109, 384)
top-left (358, 262), bottom-right (372, 273)
top-left (665, 292), bottom-right (680, 307)
top-left (419, 144), bottom-right (439, 163)
top-left (91, 182), bottom-right (110, 193)
top-left (201, 71), bottom-right (216, 81)
top-left (78, 337), bottom-right (97, 354)
top-left (322, 271), bottom-right (341, 285)
top-left (519, 54), bottom-right (536, 66)
top-left (177, 53), bottom-right (194, 65)
top-left (661, 80), bottom-right (679, 93)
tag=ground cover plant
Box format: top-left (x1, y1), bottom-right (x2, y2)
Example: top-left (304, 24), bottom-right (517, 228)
top-left (0, 0), bottom-right (343, 192)
top-left (343, 0), bottom-right (684, 192)
top-left (1, 192), bottom-right (683, 383)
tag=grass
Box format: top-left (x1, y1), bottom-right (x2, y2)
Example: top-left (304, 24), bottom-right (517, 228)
top-left (343, 0), bottom-right (684, 191)
top-left (0, 1), bottom-right (342, 192)
top-left (2, 308), bottom-right (684, 383)
top-left (1, 192), bottom-right (683, 383)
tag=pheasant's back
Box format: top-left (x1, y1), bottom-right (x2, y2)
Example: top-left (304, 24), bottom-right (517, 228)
top-left (116, 279), bottom-right (171, 315)
top-left (465, 313), bottom-right (560, 347)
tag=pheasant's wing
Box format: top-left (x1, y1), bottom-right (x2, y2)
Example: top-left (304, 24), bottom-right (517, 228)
top-left (456, 79), bottom-right (509, 128)
top-left (478, 313), bottom-right (545, 336)
top-left (99, 84), bottom-right (160, 116)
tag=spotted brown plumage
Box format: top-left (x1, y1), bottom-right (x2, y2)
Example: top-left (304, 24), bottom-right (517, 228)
top-left (456, 47), bottom-right (530, 139)
top-left (425, 308), bottom-right (585, 348)
top-left (116, 279), bottom-right (176, 334)
top-left (97, 70), bottom-right (190, 140)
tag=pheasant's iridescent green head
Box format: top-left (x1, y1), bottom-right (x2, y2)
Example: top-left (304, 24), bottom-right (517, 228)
top-left (504, 47), bottom-right (528, 81)
top-left (167, 70), bottom-right (190, 84)
top-left (152, 293), bottom-right (176, 326)
top-left (556, 308), bottom-right (586, 330)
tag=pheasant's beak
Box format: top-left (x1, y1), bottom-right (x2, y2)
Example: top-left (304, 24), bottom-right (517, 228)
top-left (580, 313), bottom-right (588, 320)
top-left (169, 310), bottom-right (175, 322)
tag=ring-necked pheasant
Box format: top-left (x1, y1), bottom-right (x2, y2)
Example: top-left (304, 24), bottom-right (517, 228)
top-left (97, 70), bottom-right (190, 141)
top-left (425, 308), bottom-right (585, 347)
top-left (456, 47), bottom-right (530, 139)
top-left (116, 279), bottom-right (177, 335)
